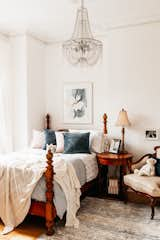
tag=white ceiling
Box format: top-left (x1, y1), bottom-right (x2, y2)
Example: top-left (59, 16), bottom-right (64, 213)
top-left (0, 0), bottom-right (160, 43)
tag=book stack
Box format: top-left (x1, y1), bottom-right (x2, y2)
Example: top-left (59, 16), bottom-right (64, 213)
top-left (108, 178), bottom-right (119, 195)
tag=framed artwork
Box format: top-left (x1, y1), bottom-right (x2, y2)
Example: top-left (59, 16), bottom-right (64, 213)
top-left (64, 82), bottom-right (92, 124)
top-left (145, 129), bottom-right (158, 140)
top-left (109, 139), bottom-right (121, 154)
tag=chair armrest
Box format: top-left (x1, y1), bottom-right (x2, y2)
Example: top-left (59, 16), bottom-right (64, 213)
top-left (130, 153), bottom-right (152, 173)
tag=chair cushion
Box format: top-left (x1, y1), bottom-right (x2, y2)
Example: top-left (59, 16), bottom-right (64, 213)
top-left (124, 174), bottom-right (160, 197)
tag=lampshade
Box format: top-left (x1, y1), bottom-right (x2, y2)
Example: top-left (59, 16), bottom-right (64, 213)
top-left (115, 109), bottom-right (131, 127)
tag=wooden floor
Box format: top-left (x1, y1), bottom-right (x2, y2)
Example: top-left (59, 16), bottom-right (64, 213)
top-left (0, 216), bottom-right (46, 240)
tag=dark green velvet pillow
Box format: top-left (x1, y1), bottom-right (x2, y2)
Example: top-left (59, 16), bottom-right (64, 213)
top-left (155, 158), bottom-right (160, 176)
top-left (43, 129), bottom-right (56, 150)
top-left (150, 156), bottom-right (160, 176)
top-left (63, 132), bottom-right (90, 154)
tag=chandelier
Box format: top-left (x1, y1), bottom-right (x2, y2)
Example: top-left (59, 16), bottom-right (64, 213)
top-left (63, 0), bottom-right (103, 66)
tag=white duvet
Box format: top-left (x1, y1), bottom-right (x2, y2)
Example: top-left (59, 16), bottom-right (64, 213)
top-left (0, 150), bottom-right (81, 234)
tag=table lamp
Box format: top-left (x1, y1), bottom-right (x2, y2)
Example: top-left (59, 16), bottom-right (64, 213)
top-left (115, 108), bottom-right (131, 153)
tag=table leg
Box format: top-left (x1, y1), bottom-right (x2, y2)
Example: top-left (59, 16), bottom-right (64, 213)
top-left (98, 164), bottom-right (108, 196)
top-left (119, 165), bottom-right (127, 200)
top-left (98, 164), bottom-right (103, 195)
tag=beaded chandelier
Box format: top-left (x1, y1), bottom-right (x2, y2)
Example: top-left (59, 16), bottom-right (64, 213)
top-left (63, 0), bottom-right (103, 66)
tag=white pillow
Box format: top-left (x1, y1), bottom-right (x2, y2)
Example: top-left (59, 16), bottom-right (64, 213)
top-left (55, 132), bottom-right (64, 153)
top-left (31, 130), bottom-right (45, 149)
top-left (69, 129), bottom-right (106, 153)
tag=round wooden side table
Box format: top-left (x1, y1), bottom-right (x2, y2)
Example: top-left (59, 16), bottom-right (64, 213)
top-left (97, 152), bottom-right (133, 199)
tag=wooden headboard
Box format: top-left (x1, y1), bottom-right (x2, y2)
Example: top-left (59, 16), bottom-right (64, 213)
top-left (45, 113), bottom-right (108, 134)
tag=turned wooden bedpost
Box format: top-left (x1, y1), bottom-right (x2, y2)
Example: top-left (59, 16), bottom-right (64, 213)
top-left (45, 149), bottom-right (55, 235)
top-left (103, 113), bottom-right (108, 134)
top-left (46, 114), bottom-right (50, 129)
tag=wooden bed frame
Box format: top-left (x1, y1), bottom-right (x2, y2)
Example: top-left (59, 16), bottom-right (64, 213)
top-left (28, 113), bottom-right (108, 235)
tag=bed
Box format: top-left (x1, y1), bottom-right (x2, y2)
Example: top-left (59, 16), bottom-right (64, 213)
top-left (0, 113), bottom-right (108, 235)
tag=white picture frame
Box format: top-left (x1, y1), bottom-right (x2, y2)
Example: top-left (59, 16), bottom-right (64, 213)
top-left (64, 82), bottom-right (92, 124)
top-left (145, 129), bottom-right (158, 141)
top-left (109, 139), bottom-right (121, 154)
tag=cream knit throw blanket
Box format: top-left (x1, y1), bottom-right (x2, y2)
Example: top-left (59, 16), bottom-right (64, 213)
top-left (0, 150), bottom-right (81, 234)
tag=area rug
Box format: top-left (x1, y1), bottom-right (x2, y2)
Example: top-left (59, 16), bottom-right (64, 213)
top-left (37, 197), bottom-right (160, 240)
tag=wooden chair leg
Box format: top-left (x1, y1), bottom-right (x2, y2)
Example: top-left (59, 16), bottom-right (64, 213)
top-left (123, 185), bottom-right (128, 204)
top-left (150, 198), bottom-right (156, 220)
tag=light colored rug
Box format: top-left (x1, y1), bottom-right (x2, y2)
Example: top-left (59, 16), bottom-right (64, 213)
top-left (37, 197), bottom-right (160, 240)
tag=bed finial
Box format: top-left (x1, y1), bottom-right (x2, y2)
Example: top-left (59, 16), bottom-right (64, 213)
top-left (46, 114), bottom-right (50, 129)
top-left (103, 113), bottom-right (108, 134)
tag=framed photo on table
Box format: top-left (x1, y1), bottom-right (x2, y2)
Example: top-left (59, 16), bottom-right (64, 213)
top-left (109, 139), bottom-right (121, 154)
top-left (64, 82), bottom-right (92, 124)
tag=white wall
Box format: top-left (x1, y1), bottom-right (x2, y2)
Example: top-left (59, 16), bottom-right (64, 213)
top-left (10, 35), bottom-right (46, 150)
top-left (10, 35), bottom-right (28, 150)
top-left (45, 21), bottom-right (160, 159)
top-left (27, 35), bottom-right (46, 142)
top-left (0, 34), bottom-right (13, 152)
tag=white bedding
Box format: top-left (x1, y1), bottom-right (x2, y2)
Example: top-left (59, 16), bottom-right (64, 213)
top-left (55, 152), bottom-right (98, 182)
top-left (0, 149), bottom-right (98, 234)
top-left (0, 149), bottom-right (81, 234)
top-left (29, 149), bottom-right (98, 183)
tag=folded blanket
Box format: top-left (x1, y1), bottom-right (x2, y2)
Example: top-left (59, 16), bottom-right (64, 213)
top-left (0, 150), bottom-right (81, 234)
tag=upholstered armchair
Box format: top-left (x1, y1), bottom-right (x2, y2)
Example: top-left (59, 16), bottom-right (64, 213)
top-left (124, 146), bottom-right (160, 219)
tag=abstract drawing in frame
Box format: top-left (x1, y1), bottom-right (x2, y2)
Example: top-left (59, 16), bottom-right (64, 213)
top-left (64, 82), bottom-right (92, 124)
top-left (145, 129), bottom-right (158, 141)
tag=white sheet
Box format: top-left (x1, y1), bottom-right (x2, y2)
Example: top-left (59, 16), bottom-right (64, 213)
top-left (32, 151), bottom-right (98, 219)
top-left (57, 153), bottom-right (98, 182)
top-left (30, 150), bottom-right (98, 183)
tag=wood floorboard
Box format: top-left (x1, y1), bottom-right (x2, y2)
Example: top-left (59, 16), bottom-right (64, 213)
top-left (0, 216), bottom-right (45, 240)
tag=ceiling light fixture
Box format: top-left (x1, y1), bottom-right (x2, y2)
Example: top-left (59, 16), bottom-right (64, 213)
top-left (63, 0), bottom-right (103, 66)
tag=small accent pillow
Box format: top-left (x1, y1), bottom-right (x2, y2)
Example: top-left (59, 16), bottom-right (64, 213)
top-left (31, 130), bottom-right (45, 149)
top-left (69, 129), bottom-right (105, 153)
top-left (43, 129), bottom-right (56, 150)
top-left (155, 158), bottom-right (160, 176)
top-left (55, 131), bottom-right (65, 153)
top-left (152, 156), bottom-right (160, 176)
top-left (63, 132), bottom-right (90, 154)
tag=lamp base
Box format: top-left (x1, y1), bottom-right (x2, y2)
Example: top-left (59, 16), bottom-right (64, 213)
top-left (120, 149), bottom-right (128, 154)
